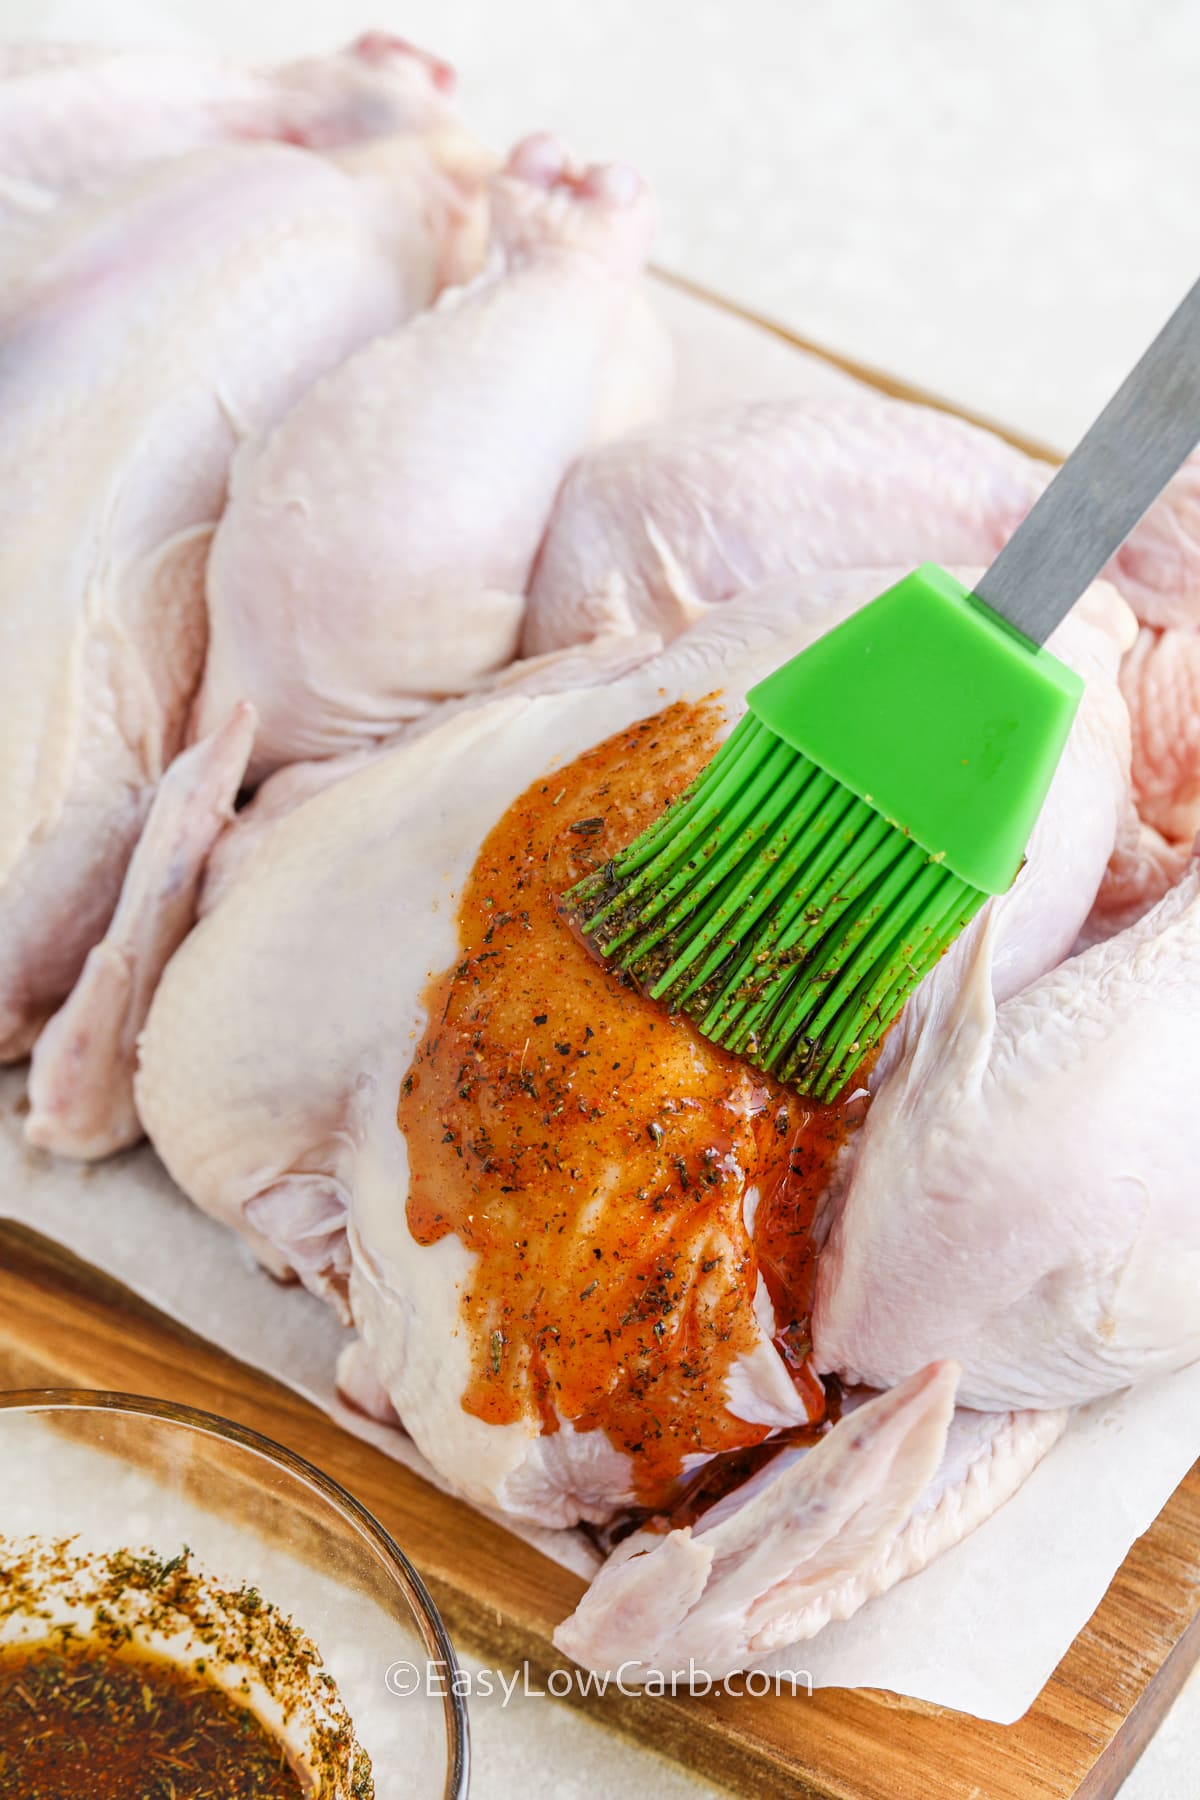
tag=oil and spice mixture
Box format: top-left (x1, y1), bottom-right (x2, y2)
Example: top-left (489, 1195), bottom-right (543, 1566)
top-left (400, 698), bottom-right (865, 1510)
top-left (0, 1640), bottom-right (305, 1799)
top-left (0, 1539), bottom-right (373, 1800)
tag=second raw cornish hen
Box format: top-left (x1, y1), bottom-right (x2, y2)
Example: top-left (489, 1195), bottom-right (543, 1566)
top-left (193, 133), bottom-right (663, 781)
top-left (0, 131), bottom-right (475, 1064)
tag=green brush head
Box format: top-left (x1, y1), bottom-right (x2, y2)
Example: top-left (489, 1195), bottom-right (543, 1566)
top-left (563, 565), bottom-right (1083, 1100)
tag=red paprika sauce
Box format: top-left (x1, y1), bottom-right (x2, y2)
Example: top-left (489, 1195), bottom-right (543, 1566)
top-left (399, 698), bottom-right (860, 1507)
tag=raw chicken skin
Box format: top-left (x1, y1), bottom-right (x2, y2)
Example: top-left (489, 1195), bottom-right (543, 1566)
top-left (26, 706), bottom-right (256, 1161)
top-left (555, 1368), bottom-right (1067, 1678)
top-left (0, 138), bottom-right (463, 1060)
top-left (0, 35), bottom-right (462, 207)
top-left (1120, 625), bottom-right (1200, 844)
top-left (194, 133), bottom-right (662, 782)
top-left (521, 397), bottom-right (1047, 653)
top-left (521, 392), bottom-right (1200, 666)
top-left (1109, 447), bottom-right (1200, 632)
top-left (138, 568), bottom-right (1130, 1525)
top-left (198, 631), bottom-right (667, 917)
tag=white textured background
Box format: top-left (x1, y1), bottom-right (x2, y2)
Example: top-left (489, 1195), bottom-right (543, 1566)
top-left (2, 0), bottom-right (1198, 1793)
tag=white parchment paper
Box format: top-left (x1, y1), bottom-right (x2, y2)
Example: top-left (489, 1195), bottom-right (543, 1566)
top-left (1, 281), bottom-right (1197, 1726)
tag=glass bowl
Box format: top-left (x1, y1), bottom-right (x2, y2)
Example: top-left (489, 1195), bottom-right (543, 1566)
top-left (0, 1389), bottom-right (469, 1798)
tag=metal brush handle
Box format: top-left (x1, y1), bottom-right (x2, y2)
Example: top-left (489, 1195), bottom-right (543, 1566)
top-left (973, 274), bottom-right (1200, 645)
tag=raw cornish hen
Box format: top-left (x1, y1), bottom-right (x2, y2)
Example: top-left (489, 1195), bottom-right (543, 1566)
top-left (137, 559), bottom-right (1132, 1672)
top-left (193, 133), bottom-right (663, 781)
top-left (0, 132), bottom-right (477, 1064)
top-left (0, 34), bottom-right (460, 210)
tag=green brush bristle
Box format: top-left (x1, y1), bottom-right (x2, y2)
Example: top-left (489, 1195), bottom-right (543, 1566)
top-left (565, 713), bottom-right (987, 1101)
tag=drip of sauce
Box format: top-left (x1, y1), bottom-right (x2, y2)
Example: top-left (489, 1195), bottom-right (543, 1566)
top-left (0, 1642), bottom-right (309, 1799)
top-left (588, 1373), bottom-right (846, 1554)
top-left (400, 699), bottom-right (861, 1507)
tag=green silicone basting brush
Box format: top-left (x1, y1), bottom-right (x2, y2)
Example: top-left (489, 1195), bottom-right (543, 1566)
top-left (564, 276), bottom-right (1200, 1100)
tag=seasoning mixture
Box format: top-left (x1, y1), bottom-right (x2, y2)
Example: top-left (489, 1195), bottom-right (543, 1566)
top-left (0, 1641), bottom-right (305, 1799)
top-left (0, 1540), bottom-right (372, 1800)
top-left (400, 698), bottom-right (862, 1507)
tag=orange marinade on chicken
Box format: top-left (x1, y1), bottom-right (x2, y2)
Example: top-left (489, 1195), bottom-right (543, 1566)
top-left (400, 699), bottom-right (855, 1505)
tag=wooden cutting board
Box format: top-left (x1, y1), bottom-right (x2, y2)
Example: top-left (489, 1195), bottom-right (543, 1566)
top-left (2, 289), bottom-right (1197, 1799)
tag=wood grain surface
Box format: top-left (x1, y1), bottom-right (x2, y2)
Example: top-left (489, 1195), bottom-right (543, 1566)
top-left (1, 1221), bottom-right (1197, 1800)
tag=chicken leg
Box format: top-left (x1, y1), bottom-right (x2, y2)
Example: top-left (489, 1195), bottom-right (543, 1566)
top-left (193, 133), bottom-right (662, 781)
